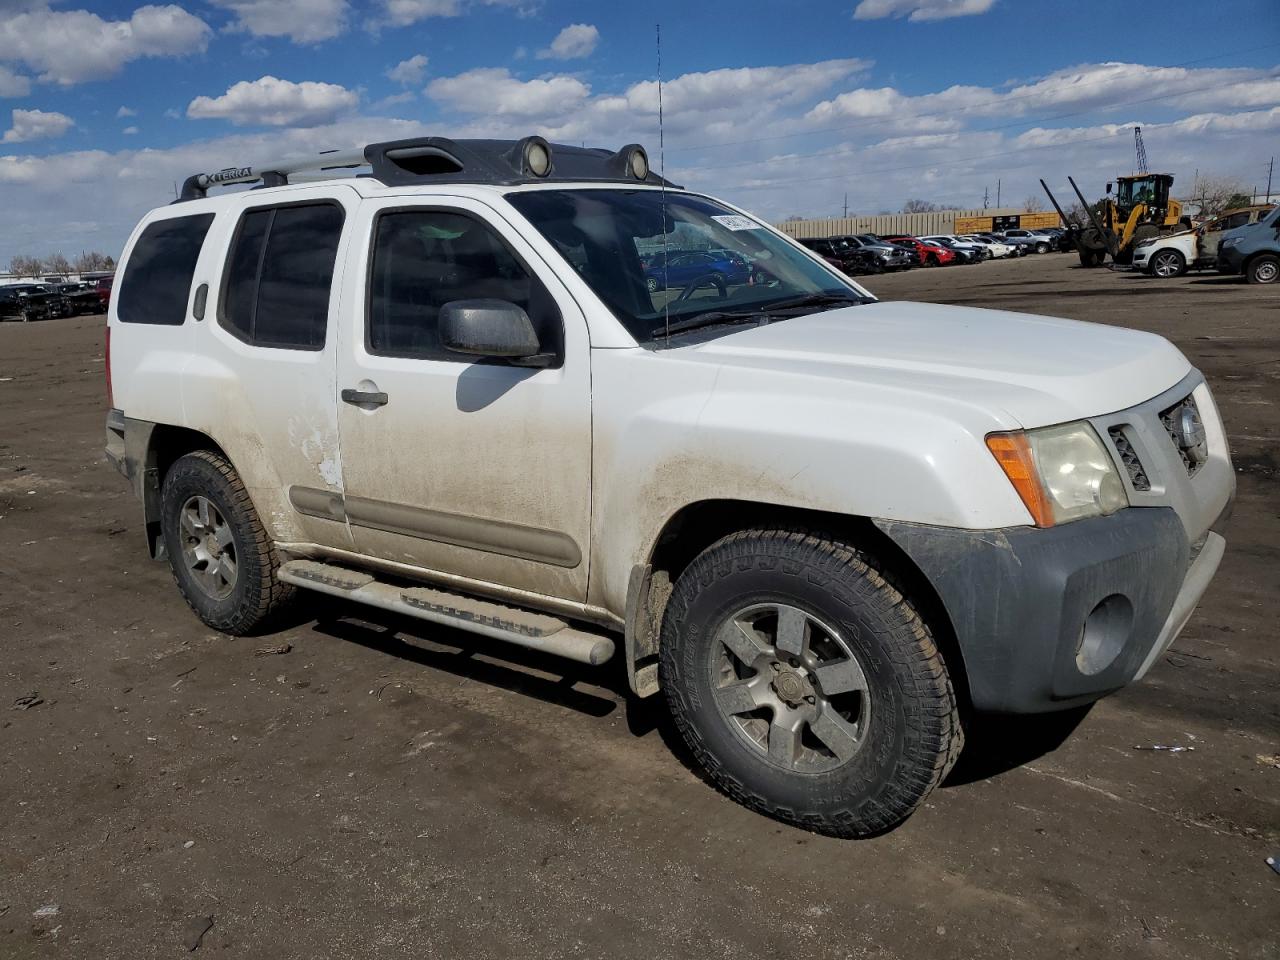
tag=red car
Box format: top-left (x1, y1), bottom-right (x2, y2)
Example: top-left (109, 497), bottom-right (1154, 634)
top-left (883, 236), bottom-right (956, 267)
top-left (94, 276), bottom-right (114, 311)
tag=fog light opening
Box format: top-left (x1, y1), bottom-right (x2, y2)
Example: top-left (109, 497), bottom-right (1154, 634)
top-left (1075, 594), bottom-right (1134, 676)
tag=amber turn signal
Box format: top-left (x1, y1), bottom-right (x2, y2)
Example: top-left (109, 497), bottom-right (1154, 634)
top-left (986, 432), bottom-right (1054, 527)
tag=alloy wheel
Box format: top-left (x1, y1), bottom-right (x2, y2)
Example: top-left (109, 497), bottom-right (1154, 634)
top-left (179, 495), bottom-right (238, 600)
top-left (710, 602), bottom-right (871, 773)
top-left (1152, 252), bottom-right (1182, 277)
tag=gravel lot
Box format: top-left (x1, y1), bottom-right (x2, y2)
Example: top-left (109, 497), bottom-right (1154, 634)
top-left (1, 254), bottom-right (1277, 958)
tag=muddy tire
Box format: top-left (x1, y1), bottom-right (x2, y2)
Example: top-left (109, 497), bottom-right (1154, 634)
top-left (660, 529), bottom-right (962, 838)
top-left (160, 450), bottom-right (294, 635)
top-left (1246, 254), bottom-right (1278, 284)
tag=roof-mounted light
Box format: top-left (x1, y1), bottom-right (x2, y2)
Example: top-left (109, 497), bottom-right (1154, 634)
top-left (508, 135), bottom-right (552, 178)
top-left (610, 144), bottom-right (650, 181)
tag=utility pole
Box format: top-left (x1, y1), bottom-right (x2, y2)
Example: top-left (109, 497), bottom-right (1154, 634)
top-left (843, 192), bottom-right (848, 218)
top-left (1267, 157), bottom-right (1274, 203)
top-left (982, 186), bottom-right (989, 210)
top-left (996, 179), bottom-right (1001, 208)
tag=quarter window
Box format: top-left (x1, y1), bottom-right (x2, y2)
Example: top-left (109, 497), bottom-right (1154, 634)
top-left (117, 214), bottom-right (215, 325)
top-left (366, 209), bottom-right (561, 362)
top-left (220, 202), bottom-right (344, 350)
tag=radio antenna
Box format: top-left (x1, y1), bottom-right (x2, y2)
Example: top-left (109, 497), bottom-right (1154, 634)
top-left (658, 22), bottom-right (670, 344)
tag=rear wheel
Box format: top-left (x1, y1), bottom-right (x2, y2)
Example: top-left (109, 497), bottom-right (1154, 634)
top-left (1247, 254), bottom-right (1278, 284)
top-left (160, 450), bottom-right (295, 635)
top-left (660, 529), bottom-right (962, 838)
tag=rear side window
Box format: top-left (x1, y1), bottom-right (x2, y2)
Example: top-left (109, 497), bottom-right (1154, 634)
top-left (220, 202), bottom-right (344, 350)
top-left (117, 214), bottom-right (215, 325)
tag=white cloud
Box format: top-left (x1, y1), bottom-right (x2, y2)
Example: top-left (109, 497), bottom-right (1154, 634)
top-left (375, 0), bottom-right (458, 26)
top-left (0, 66), bottom-right (31, 98)
top-left (368, 0), bottom-right (535, 29)
top-left (537, 23), bottom-right (598, 60)
top-left (117, 106), bottom-right (137, 118)
top-left (854, 0), bottom-right (997, 20)
top-left (3, 107), bottom-right (73, 143)
top-left (0, 5), bottom-right (212, 85)
top-left (211, 0), bottom-right (349, 44)
top-left (387, 54), bottom-right (428, 85)
top-left (123, 125), bottom-right (140, 134)
top-left (164, 107), bottom-right (181, 119)
top-left (187, 75), bottom-right (359, 127)
top-left (427, 68), bottom-right (590, 116)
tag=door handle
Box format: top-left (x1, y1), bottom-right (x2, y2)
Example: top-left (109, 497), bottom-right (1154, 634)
top-left (341, 388), bottom-right (389, 407)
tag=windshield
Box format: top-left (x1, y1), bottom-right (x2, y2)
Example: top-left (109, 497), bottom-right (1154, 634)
top-left (506, 189), bottom-right (867, 344)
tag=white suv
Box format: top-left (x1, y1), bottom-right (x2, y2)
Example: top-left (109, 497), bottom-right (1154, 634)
top-left (105, 135), bottom-right (1235, 838)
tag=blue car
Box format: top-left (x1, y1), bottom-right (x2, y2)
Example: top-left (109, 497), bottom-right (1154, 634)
top-left (644, 250), bottom-right (751, 293)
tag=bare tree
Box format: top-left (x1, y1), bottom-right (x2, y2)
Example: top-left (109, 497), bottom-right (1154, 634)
top-left (1187, 173), bottom-right (1251, 217)
top-left (782, 214), bottom-right (806, 222)
top-left (8, 254), bottom-right (43, 276)
top-left (1021, 195), bottom-right (1046, 212)
top-left (45, 252), bottom-right (72, 276)
top-left (901, 199), bottom-right (940, 214)
top-left (72, 251), bottom-right (115, 273)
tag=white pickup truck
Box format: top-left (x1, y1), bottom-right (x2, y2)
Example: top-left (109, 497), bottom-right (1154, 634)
top-left (106, 136), bottom-right (1234, 837)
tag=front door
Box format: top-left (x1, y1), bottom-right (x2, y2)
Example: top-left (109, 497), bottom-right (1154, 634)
top-left (334, 196), bottom-right (592, 602)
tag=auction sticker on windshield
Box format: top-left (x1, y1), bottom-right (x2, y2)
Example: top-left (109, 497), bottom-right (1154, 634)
top-left (711, 215), bottom-right (762, 231)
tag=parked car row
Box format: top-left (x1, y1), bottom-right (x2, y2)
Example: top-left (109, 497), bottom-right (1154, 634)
top-left (789, 226), bottom-right (1070, 278)
top-left (0, 276), bottom-right (112, 322)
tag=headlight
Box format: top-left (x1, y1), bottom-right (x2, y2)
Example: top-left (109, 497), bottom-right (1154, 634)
top-left (1221, 237), bottom-right (1242, 248)
top-left (986, 422), bottom-right (1128, 527)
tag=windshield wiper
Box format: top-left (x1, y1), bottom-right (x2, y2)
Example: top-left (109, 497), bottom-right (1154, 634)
top-left (759, 292), bottom-right (872, 311)
top-left (650, 311), bottom-right (770, 339)
top-left (650, 293), bottom-right (869, 340)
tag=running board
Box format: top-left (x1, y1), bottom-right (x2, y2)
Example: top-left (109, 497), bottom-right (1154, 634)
top-left (277, 560), bottom-right (615, 666)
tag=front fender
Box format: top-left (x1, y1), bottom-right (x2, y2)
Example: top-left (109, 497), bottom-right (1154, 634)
top-left (587, 349), bottom-right (1033, 616)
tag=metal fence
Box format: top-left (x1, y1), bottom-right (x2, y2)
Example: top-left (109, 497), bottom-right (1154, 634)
top-left (774, 208), bottom-right (1032, 238)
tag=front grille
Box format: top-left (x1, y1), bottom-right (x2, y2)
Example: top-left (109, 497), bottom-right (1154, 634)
top-left (1108, 426), bottom-right (1151, 491)
top-left (1160, 394), bottom-right (1206, 476)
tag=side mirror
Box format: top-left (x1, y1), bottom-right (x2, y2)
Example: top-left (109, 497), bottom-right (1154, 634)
top-left (439, 299), bottom-right (550, 366)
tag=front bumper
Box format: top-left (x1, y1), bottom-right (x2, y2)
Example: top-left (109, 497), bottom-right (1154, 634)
top-left (875, 507), bottom-right (1227, 713)
top-left (1132, 246), bottom-right (1153, 268)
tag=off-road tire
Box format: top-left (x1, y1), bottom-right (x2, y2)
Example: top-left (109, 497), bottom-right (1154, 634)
top-left (660, 528), bottom-right (962, 838)
top-left (1246, 254), bottom-right (1278, 284)
top-left (160, 450), bottom-right (295, 635)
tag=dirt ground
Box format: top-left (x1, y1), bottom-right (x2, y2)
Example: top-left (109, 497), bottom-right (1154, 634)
top-left (1, 254), bottom-right (1277, 959)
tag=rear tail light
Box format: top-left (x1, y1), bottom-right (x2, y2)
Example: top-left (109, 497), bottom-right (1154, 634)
top-left (105, 326), bottom-right (113, 408)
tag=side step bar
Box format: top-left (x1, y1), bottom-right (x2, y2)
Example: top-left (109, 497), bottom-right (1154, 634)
top-left (278, 560), bottom-right (615, 666)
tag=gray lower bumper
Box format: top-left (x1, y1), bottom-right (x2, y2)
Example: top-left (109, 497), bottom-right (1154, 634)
top-left (875, 507), bottom-right (1223, 713)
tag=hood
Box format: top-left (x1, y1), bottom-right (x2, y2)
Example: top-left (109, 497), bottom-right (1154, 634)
top-left (682, 300), bottom-right (1191, 429)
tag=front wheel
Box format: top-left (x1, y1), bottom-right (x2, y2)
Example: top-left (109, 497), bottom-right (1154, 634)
top-left (160, 450), bottom-right (295, 635)
top-left (1247, 254), bottom-right (1279, 284)
top-left (1150, 249), bottom-right (1186, 278)
top-left (1034, 242), bottom-right (1050, 254)
top-left (660, 529), bottom-right (962, 838)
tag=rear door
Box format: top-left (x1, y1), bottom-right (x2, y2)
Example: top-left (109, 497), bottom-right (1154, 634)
top-left (333, 196), bottom-right (592, 602)
top-left (178, 187), bottom-right (358, 551)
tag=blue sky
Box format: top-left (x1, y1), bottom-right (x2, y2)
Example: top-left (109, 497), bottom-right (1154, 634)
top-left (1, 0), bottom-right (1278, 264)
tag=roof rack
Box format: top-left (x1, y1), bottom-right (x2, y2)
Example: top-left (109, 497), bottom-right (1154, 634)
top-left (176, 135), bottom-right (676, 202)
